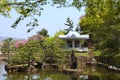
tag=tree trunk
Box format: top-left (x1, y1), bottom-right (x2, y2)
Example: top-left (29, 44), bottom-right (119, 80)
top-left (8, 52), bottom-right (10, 64)
top-left (28, 57), bottom-right (31, 68)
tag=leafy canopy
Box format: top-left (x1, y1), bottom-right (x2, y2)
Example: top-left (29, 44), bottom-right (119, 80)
top-left (0, 38), bottom-right (14, 63)
top-left (79, 0), bottom-right (120, 54)
top-left (0, 0), bottom-right (83, 32)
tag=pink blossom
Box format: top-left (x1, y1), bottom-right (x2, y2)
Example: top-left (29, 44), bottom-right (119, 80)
top-left (14, 40), bottom-right (27, 48)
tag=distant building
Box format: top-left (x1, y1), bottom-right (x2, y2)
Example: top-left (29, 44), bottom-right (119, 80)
top-left (59, 30), bottom-right (89, 52)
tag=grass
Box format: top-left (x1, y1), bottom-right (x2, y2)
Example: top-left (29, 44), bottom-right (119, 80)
top-left (75, 49), bottom-right (102, 57)
top-left (94, 50), bottom-right (102, 56)
top-left (75, 52), bottom-right (89, 57)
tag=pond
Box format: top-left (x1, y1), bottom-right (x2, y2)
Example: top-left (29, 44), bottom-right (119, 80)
top-left (0, 61), bottom-right (120, 80)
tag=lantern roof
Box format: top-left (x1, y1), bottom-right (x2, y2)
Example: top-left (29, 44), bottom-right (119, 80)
top-left (59, 30), bottom-right (89, 39)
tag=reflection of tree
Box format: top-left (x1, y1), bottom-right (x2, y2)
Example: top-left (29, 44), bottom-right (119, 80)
top-left (101, 71), bottom-right (120, 80)
top-left (4, 67), bottom-right (120, 80)
top-left (70, 76), bottom-right (78, 80)
top-left (6, 73), bottom-right (41, 80)
top-left (89, 75), bottom-right (100, 80)
top-left (6, 73), bottom-right (25, 80)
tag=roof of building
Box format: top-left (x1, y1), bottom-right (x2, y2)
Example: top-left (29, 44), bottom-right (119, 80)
top-left (59, 30), bottom-right (89, 39)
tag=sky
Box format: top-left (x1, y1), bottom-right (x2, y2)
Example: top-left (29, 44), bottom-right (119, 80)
top-left (0, 5), bottom-right (85, 39)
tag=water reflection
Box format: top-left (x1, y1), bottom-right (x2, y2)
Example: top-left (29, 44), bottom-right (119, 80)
top-left (79, 75), bottom-right (88, 80)
top-left (0, 61), bottom-right (120, 80)
top-left (0, 61), bottom-right (7, 80)
top-left (5, 73), bottom-right (42, 80)
top-left (70, 76), bottom-right (78, 80)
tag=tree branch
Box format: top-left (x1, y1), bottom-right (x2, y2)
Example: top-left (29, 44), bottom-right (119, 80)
top-left (0, 0), bottom-right (45, 7)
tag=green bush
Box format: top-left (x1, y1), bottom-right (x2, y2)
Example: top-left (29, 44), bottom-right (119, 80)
top-left (112, 53), bottom-right (120, 67)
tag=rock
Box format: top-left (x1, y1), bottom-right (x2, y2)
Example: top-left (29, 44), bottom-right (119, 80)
top-left (17, 67), bottom-right (27, 72)
top-left (33, 62), bottom-right (43, 68)
top-left (42, 64), bottom-right (58, 69)
top-left (27, 65), bottom-right (37, 72)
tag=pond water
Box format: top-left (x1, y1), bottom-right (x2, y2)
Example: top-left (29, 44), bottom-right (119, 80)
top-left (0, 61), bottom-right (120, 80)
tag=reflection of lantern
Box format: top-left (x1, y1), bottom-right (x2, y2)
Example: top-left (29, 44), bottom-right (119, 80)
top-left (14, 40), bottom-right (27, 48)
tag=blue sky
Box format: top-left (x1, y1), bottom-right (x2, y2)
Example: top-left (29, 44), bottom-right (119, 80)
top-left (0, 5), bottom-right (85, 39)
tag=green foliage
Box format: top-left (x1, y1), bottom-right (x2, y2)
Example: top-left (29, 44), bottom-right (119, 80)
top-left (10, 34), bottom-right (67, 66)
top-left (37, 31), bottom-right (68, 65)
top-left (53, 30), bottom-right (66, 48)
top-left (100, 36), bottom-right (120, 55)
top-left (100, 53), bottom-right (120, 68)
top-left (10, 53), bottom-right (24, 65)
top-left (37, 28), bottom-right (49, 37)
top-left (76, 52), bottom-right (89, 57)
top-left (79, 0), bottom-right (120, 54)
top-left (23, 40), bottom-right (41, 65)
top-left (72, 0), bottom-right (82, 10)
top-left (75, 26), bottom-right (81, 33)
top-left (64, 17), bottom-right (74, 34)
top-left (1, 38), bottom-right (13, 53)
top-left (53, 31), bottom-right (68, 65)
top-left (77, 0), bottom-right (120, 67)
top-left (0, 38), bottom-right (14, 63)
top-left (93, 50), bottom-right (102, 56)
top-left (0, 0), bottom-right (11, 17)
top-left (112, 53), bottom-right (120, 67)
top-left (40, 37), bottom-right (61, 64)
top-left (10, 40), bottom-right (41, 67)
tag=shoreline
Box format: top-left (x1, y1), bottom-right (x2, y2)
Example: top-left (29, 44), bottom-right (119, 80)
top-left (0, 55), bottom-right (7, 61)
